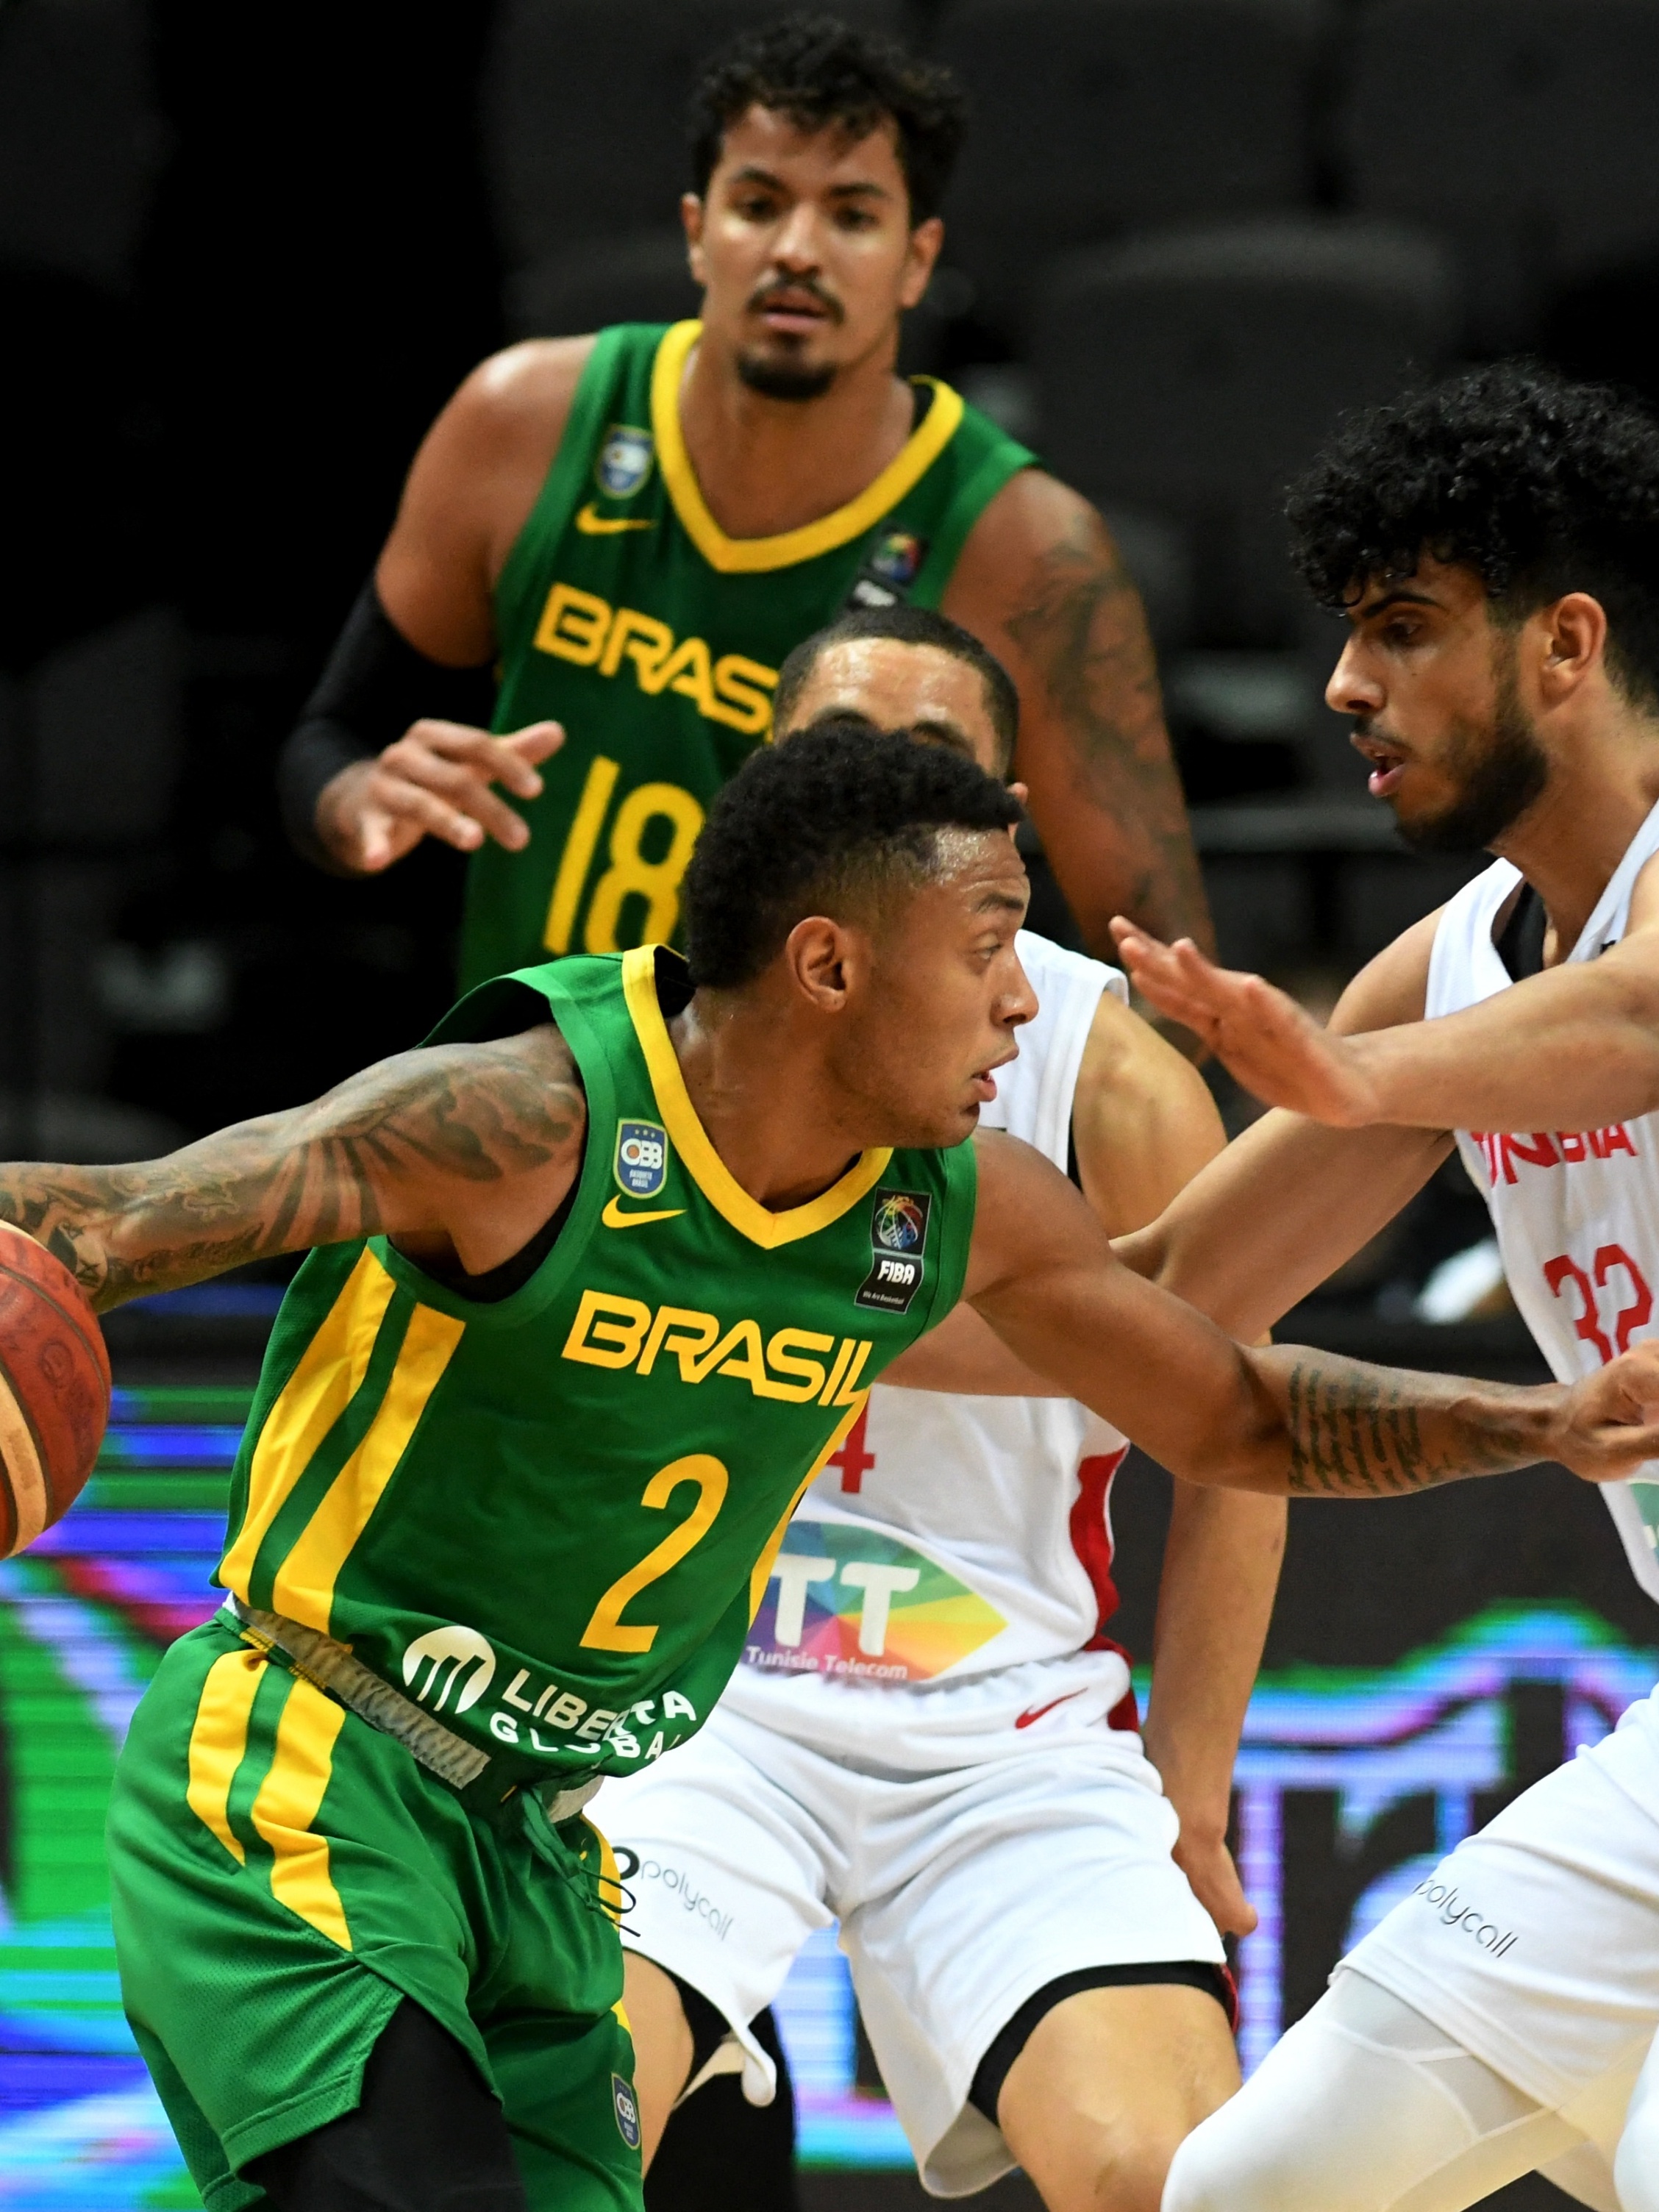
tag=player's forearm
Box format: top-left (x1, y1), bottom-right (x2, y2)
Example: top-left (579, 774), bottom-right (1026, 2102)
top-left (1242, 1346), bottom-right (1562, 1498)
top-left (0, 1095), bottom-right (400, 1311)
top-left (1114, 1117), bottom-right (1447, 1346)
top-left (1141, 1483), bottom-right (1285, 1838)
top-left (0, 1030), bottom-right (585, 1312)
top-left (1342, 959), bottom-right (1659, 1131)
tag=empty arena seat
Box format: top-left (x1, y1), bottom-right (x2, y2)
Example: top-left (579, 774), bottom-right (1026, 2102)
top-left (1340, 0), bottom-right (1659, 346)
top-left (935, 0), bottom-right (1324, 327)
top-left (483, 0), bottom-right (910, 274)
top-left (1032, 218), bottom-right (1455, 643)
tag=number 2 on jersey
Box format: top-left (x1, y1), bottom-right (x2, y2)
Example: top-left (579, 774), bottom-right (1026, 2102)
top-left (580, 1454), bottom-right (729, 1654)
top-left (1544, 1243), bottom-right (1654, 1363)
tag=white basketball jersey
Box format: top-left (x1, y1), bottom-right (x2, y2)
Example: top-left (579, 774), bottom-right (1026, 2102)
top-left (1427, 799), bottom-right (1659, 1602)
top-left (727, 931), bottom-right (1138, 1733)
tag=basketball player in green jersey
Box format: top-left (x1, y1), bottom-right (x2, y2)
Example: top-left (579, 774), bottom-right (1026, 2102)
top-left (5, 727), bottom-right (1654, 2212)
top-left (277, 15), bottom-right (1211, 990)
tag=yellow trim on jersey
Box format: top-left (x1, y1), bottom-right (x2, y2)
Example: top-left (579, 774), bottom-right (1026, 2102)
top-left (746, 1395), bottom-right (869, 1623)
top-left (621, 946), bottom-right (891, 1248)
top-left (219, 1249), bottom-right (398, 1601)
top-left (185, 1646), bottom-right (265, 1863)
top-left (273, 1303), bottom-right (468, 1635)
top-left (250, 1674), bottom-right (352, 1949)
top-left (650, 320), bottom-right (965, 574)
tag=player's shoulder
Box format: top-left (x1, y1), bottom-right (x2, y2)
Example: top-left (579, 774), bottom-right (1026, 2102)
top-left (446, 335), bottom-right (601, 454)
top-left (955, 468), bottom-right (1097, 571)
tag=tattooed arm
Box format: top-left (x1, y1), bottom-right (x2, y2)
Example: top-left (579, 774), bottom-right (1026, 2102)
top-left (967, 1130), bottom-right (1659, 1494)
top-left (942, 471), bottom-right (1213, 960)
top-left (0, 1025), bottom-right (586, 1310)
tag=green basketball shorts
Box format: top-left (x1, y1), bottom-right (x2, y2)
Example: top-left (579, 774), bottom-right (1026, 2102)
top-left (107, 1617), bottom-right (643, 2212)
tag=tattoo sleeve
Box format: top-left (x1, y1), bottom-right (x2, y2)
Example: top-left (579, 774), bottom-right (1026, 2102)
top-left (1005, 513), bottom-right (1214, 953)
top-left (1257, 1347), bottom-right (1557, 1496)
top-left (0, 1026), bottom-right (585, 1311)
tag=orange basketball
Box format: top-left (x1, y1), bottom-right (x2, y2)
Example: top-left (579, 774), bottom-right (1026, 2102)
top-left (0, 1223), bottom-right (110, 1558)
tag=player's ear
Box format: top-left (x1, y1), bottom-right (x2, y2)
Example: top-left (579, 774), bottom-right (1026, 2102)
top-left (682, 194), bottom-right (707, 286)
top-left (1537, 591), bottom-right (1609, 705)
top-left (783, 915), bottom-right (857, 1012)
top-left (899, 216), bottom-right (944, 310)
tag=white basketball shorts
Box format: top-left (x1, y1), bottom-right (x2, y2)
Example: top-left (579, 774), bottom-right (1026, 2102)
top-left (593, 1679), bottom-right (1223, 2197)
top-left (1344, 1684), bottom-right (1659, 2114)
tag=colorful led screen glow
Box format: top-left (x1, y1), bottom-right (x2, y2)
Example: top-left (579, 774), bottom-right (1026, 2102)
top-left (0, 1390), bottom-right (1651, 2201)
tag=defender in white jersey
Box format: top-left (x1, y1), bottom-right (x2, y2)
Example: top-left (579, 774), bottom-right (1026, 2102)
top-left (607, 610), bottom-right (1286, 2212)
top-left (1112, 365), bottom-right (1659, 2212)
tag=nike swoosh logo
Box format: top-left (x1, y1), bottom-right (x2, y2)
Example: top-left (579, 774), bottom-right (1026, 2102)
top-left (1015, 1690), bottom-right (1085, 1730)
top-left (576, 502), bottom-right (655, 535)
top-left (602, 1195), bottom-right (685, 1230)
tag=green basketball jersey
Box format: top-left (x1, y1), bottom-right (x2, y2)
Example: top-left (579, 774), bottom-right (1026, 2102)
top-left (213, 946), bottom-right (975, 1787)
top-left (463, 319), bottom-right (1035, 991)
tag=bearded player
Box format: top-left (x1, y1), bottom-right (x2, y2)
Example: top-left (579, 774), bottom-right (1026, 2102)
top-left (4, 724), bottom-right (1651, 2212)
top-left (606, 606), bottom-right (1282, 2212)
top-left (276, 13), bottom-right (1210, 990)
top-left (1101, 366), bottom-right (1659, 2212)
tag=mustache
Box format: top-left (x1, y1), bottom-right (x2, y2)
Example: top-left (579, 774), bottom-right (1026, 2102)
top-left (1352, 716), bottom-right (1408, 752)
top-left (747, 276), bottom-right (844, 324)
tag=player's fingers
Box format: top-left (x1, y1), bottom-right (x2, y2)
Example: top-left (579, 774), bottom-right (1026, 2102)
top-left (378, 751), bottom-right (532, 847)
top-left (1579, 1421), bottom-right (1659, 1477)
top-left (371, 778), bottom-right (486, 853)
top-left (355, 810), bottom-right (397, 873)
top-left (448, 782), bottom-right (532, 852)
top-left (503, 720), bottom-right (565, 767)
top-left (402, 717), bottom-right (504, 760)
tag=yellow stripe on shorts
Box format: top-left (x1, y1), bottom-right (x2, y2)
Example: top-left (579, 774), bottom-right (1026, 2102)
top-left (218, 1248), bottom-right (399, 1602)
top-left (593, 1821), bottom-right (626, 1929)
top-left (272, 1302), bottom-right (466, 1635)
top-left (185, 1646), bottom-right (265, 1863)
top-left (249, 1674), bottom-right (352, 1949)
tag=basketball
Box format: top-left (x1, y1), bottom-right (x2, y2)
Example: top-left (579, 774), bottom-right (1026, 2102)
top-left (0, 1221), bottom-right (110, 1558)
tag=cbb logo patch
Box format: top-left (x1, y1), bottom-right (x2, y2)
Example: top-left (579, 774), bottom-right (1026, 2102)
top-left (612, 2073), bottom-right (643, 2151)
top-left (596, 424), bottom-right (654, 499)
top-left (614, 1119), bottom-right (668, 1199)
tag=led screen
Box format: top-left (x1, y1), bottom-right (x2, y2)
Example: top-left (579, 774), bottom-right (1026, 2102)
top-left (0, 1392), bottom-right (1651, 2200)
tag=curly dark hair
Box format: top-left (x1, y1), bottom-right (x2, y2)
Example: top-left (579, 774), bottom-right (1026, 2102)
top-left (1288, 363), bottom-right (1659, 707)
top-left (773, 604), bottom-right (1020, 771)
top-left (687, 14), bottom-right (968, 225)
top-left (682, 721), bottom-right (1020, 988)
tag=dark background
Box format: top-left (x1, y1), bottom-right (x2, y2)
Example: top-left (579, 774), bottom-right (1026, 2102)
top-left (8, 3), bottom-right (1659, 2207)
top-left (10, 0), bottom-right (1659, 1163)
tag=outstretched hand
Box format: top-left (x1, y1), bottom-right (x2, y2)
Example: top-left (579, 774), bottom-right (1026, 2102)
top-left (1110, 918), bottom-right (1381, 1125)
top-left (318, 719), bottom-right (565, 875)
top-left (1558, 1342), bottom-right (1659, 1483)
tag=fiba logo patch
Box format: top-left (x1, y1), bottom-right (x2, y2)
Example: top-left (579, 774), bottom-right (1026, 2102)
top-left (612, 2073), bottom-right (643, 2151)
top-left (401, 1625), bottom-right (496, 1713)
top-left (857, 1188), bottom-right (932, 1313)
top-left (596, 424), bottom-right (654, 499)
top-left (870, 530), bottom-right (924, 586)
top-left (614, 1119), bottom-right (668, 1199)
top-left (874, 1194), bottom-right (927, 1252)
top-left (844, 527), bottom-right (930, 613)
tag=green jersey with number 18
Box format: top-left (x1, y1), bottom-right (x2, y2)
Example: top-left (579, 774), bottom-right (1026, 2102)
top-left (213, 946), bottom-right (975, 1784)
top-left (462, 319), bottom-right (1035, 991)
